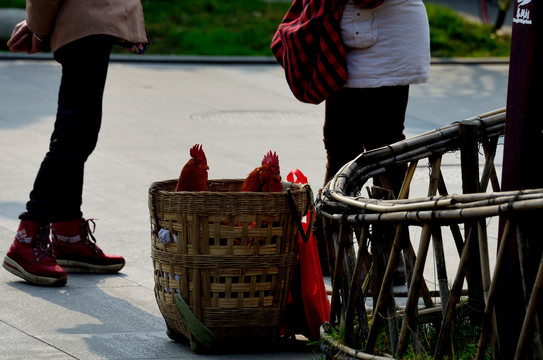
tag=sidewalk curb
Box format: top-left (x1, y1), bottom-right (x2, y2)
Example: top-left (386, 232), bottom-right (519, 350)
top-left (0, 52), bottom-right (510, 65)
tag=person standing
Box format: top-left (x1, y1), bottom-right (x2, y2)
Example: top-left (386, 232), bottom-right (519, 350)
top-left (322, 0), bottom-right (430, 187)
top-left (3, 0), bottom-right (150, 286)
top-left (318, 0), bottom-right (430, 279)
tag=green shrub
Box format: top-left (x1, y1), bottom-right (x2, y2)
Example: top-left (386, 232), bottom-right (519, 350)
top-left (0, 0), bottom-right (511, 57)
top-left (0, 0), bottom-right (25, 7)
top-left (140, 0), bottom-right (291, 56)
top-left (426, 3), bottom-right (511, 57)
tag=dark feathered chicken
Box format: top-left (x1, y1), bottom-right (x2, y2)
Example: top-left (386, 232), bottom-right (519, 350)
top-left (241, 151), bottom-right (282, 192)
top-left (175, 144), bottom-right (209, 191)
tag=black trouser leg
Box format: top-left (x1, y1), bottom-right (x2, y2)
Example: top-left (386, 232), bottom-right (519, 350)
top-left (20, 35), bottom-right (113, 224)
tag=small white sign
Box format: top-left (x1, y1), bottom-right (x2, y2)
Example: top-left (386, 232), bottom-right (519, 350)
top-left (513, 0), bottom-right (533, 25)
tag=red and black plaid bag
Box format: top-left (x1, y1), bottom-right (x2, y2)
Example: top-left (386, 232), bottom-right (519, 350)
top-left (271, 0), bottom-right (383, 105)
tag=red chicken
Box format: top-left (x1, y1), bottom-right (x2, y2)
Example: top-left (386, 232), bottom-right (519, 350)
top-left (239, 151), bottom-right (282, 249)
top-left (241, 150), bottom-right (283, 192)
top-left (175, 144), bottom-right (209, 191)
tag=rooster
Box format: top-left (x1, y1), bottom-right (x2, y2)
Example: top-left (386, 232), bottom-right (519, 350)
top-left (240, 151), bottom-right (282, 249)
top-left (241, 150), bottom-right (283, 192)
top-left (175, 144), bottom-right (209, 191)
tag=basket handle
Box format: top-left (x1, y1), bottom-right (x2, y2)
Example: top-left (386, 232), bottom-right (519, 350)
top-left (287, 186), bottom-right (314, 243)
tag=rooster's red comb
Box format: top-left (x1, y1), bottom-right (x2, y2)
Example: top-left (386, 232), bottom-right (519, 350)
top-left (262, 151), bottom-right (279, 166)
top-left (190, 144), bottom-right (207, 163)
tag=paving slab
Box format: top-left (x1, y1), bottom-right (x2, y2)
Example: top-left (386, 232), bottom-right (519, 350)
top-left (0, 55), bottom-right (509, 359)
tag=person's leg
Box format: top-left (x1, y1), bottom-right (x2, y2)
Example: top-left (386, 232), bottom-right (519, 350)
top-left (361, 85), bottom-right (409, 197)
top-left (4, 36), bottom-right (122, 285)
top-left (322, 87), bottom-right (367, 186)
top-left (359, 85), bottom-right (409, 286)
top-left (20, 35), bottom-right (113, 224)
top-left (322, 85), bottom-right (409, 187)
top-left (318, 87), bottom-right (367, 275)
top-left (319, 85), bottom-right (409, 281)
top-left (44, 36), bottom-right (124, 273)
top-left (361, 85), bottom-right (409, 149)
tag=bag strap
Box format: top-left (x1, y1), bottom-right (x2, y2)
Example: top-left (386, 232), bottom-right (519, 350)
top-left (287, 184), bottom-right (315, 244)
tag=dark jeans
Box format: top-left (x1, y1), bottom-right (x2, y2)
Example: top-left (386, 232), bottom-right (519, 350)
top-left (320, 85), bottom-right (410, 279)
top-left (322, 85), bottom-right (409, 193)
top-left (20, 35), bottom-right (114, 224)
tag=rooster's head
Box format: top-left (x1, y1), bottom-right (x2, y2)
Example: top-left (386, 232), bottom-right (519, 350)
top-left (262, 151), bottom-right (280, 174)
top-left (190, 144), bottom-right (209, 176)
top-left (190, 144), bottom-right (207, 164)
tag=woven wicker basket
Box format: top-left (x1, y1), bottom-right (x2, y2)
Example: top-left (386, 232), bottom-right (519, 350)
top-left (149, 179), bottom-right (309, 350)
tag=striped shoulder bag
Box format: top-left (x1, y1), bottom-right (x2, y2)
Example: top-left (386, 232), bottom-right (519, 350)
top-left (271, 0), bottom-right (383, 104)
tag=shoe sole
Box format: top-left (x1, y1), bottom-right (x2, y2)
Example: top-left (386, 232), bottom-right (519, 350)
top-left (2, 257), bottom-right (67, 287)
top-left (55, 259), bottom-right (124, 274)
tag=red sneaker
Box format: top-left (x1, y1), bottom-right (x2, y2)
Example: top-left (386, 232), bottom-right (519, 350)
top-left (52, 218), bottom-right (125, 273)
top-left (3, 221), bottom-right (68, 286)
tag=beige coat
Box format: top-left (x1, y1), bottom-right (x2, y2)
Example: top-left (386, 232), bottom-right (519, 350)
top-left (26, 0), bottom-right (149, 53)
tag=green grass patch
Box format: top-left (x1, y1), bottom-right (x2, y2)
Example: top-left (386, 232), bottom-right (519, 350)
top-left (1, 0), bottom-right (511, 57)
top-left (0, 0), bottom-right (24, 7)
top-left (321, 306), bottom-right (492, 360)
top-left (140, 0), bottom-right (291, 56)
top-left (426, 3), bottom-right (511, 57)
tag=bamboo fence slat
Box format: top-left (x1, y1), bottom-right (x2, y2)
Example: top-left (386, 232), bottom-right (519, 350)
top-left (316, 109), bottom-right (543, 359)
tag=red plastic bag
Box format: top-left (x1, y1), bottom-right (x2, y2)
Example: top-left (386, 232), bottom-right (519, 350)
top-left (282, 169), bottom-right (330, 340)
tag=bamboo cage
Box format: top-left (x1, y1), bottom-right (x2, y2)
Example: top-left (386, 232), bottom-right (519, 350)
top-left (316, 108), bottom-right (543, 359)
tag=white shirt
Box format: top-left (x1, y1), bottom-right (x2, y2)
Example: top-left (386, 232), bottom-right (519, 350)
top-left (341, 0), bottom-right (430, 88)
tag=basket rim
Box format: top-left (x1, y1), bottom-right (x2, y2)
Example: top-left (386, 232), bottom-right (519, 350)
top-left (149, 178), bottom-right (307, 195)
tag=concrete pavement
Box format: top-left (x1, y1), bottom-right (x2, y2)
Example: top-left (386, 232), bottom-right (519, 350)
top-left (0, 55), bottom-right (509, 359)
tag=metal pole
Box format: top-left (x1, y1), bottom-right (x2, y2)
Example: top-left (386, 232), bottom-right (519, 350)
top-left (497, 1), bottom-right (543, 359)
